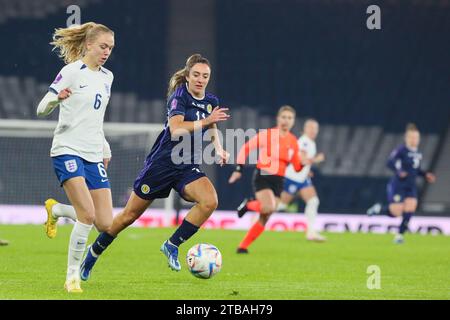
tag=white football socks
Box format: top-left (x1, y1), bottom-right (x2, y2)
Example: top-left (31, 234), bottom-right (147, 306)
top-left (305, 196), bottom-right (320, 237)
top-left (52, 203), bottom-right (77, 221)
top-left (67, 220), bottom-right (93, 280)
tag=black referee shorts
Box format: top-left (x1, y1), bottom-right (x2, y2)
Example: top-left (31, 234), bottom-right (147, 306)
top-left (252, 168), bottom-right (284, 197)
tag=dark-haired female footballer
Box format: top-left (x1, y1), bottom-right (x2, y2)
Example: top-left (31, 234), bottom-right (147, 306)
top-left (80, 54), bottom-right (230, 280)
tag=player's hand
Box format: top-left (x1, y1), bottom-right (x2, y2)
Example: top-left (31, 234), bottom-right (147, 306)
top-left (205, 107), bottom-right (230, 125)
top-left (308, 171), bottom-right (315, 178)
top-left (303, 158), bottom-right (314, 166)
top-left (425, 172), bottom-right (436, 183)
top-left (398, 171), bottom-right (408, 178)
top-left (57, 88), bottom-right (72, 100)
top-left (103, 158), bottom-right (111, 170)
top-left (216, 149), bottom-right (230, 167)
top-left (228, 171), bottom-right (241, 184)
top-left (315, 153), bottom-right (325, 163)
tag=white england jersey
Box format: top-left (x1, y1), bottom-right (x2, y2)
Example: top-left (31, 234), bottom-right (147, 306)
top-left (284, 135), bottom-right (316, 183)
top-left (49, 60), bottom-right (113, 163)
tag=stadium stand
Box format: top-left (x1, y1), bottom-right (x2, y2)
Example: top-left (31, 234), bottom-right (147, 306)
top-left (0, 0), bottom-right (448, 214)
top-left (421, 126), bottom-right (450, 215)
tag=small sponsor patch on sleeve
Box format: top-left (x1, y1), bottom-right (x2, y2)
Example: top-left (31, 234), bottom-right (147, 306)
top-left (171, 98), bottom-right (178, 110)
top-left (53, 73), bottom-right (63, 85)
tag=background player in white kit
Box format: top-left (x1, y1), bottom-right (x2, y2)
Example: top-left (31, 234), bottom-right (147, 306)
top-left (278, 119), bottom-right (326, 242)
top-left (36, 22), bottom-right (115, 293)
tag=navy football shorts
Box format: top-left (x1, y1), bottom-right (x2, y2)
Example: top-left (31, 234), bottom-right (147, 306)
top-left (387, 180), bottom-right (417, 204)
top-left (134, 163), bottom-right (206, 201)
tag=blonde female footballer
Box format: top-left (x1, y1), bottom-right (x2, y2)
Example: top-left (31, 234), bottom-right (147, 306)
top-left (36, 22), bottom-right (115, 293)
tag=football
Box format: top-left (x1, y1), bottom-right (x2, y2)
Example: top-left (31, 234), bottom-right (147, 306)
top-left (186, 243), bottom-right (222, 279)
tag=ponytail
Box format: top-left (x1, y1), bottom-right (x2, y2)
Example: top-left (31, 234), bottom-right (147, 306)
top-left (50, 22), bottom-right (114, 64)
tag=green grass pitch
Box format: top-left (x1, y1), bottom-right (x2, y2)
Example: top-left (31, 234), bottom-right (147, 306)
top-left (0, 224), bottom-right (449, 300)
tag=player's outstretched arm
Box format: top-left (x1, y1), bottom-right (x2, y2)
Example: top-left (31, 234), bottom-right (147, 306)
top-left (169, 107), bottom-right (229, 137)
top-left (209, 123), bottom-right (230, 166)
top-left (314, 152), bottom-right (325, 163)
top-left (425, 172), bottom-right (436, 183)
top-left (36, 88), bottom-right (72, 117)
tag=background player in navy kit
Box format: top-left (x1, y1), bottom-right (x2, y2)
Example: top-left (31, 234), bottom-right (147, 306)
top-left (367, 124), bottom-right (436, 244)
top-left (80, 54), bottom-right (230, 279)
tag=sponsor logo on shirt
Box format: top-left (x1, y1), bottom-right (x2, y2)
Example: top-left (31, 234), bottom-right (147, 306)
top-left (192, 102), bottom-right (205, 109)
top-left (408, 152), bottom-right (422, 159)
top-left (171, 99), bottom-right (178, 110)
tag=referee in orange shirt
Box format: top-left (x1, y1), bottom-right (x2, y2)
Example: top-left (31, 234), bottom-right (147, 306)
top-left (229, 105), bottom-right (303, 253)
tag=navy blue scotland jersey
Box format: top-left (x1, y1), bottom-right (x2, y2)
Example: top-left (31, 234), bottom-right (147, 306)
top-left (133, 84), bottom-right (220, 201)
top-left (386, 144), bottom-right (426, 203)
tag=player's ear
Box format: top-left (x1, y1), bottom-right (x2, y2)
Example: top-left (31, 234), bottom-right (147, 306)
top-left (85, 40), bottom-right (94, 52)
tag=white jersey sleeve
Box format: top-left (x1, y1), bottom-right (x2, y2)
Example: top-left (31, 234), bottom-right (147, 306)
top-left (49, 64), bottom-right (76, 95)
top-left (284, 135), bottom-right (317, 183)
top-left (37, 65), bottom-right (78, 117)
top-left (36, 91), bottom-right (60, 117)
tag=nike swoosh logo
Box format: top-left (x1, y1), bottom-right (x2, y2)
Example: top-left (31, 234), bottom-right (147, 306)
top-left (79, 85), bottom-right (88, 88)
top-left (101, 179), bottom-right (109, 182)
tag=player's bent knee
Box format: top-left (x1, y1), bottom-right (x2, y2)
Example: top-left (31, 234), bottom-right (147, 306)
top-left (404, 205), bottom-right (417, 213)
top-left (76, 207), bottom-right (96, 224)
top-left (199, 197), bottom-right (218, 214)
top-left (260, 204), bottom-right (275, 215)
top-left (79, 214), bottom-right (95, 225)
top-left (95, 221), bottom-right (112, 232)
top-left (389, 205), bottom-right (403, 217)
top-left (404, 199), bottom-right (417, 212)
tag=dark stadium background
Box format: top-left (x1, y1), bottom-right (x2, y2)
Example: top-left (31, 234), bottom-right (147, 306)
top-left (0, 0), bottom-right (448, 216)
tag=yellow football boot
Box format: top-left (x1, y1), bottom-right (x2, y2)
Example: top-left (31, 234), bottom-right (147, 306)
top-left (64, 277), bottom-right (83, 293)
top-left (44, 198), bottom-right (59, 239)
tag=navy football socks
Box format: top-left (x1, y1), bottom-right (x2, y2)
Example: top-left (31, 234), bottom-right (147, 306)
top-left (169, 219), bottom-right (199, 247)
top-left (92, 232), bottom-right (116, 255)
top-left (399, 212), bottom-right (413, 234)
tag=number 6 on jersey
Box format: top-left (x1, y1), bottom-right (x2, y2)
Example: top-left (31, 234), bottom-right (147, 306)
top-left (94, 93), bottom-right (102, 110)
